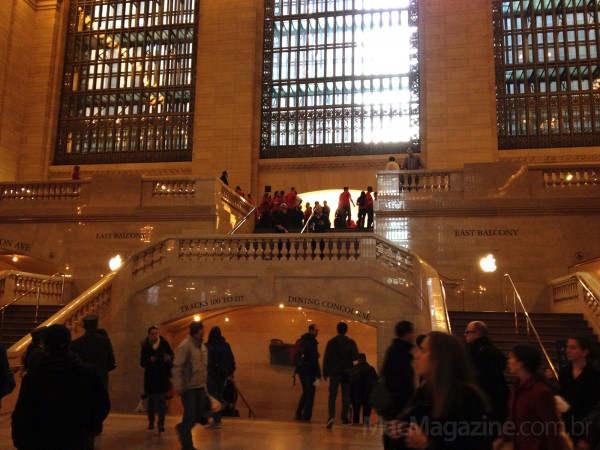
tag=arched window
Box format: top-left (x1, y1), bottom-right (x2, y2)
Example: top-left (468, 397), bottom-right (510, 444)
top-left (494, 0), bottom-right (600, 149)
top-left (261, 0), bottom-right (420, 158)
top-left (55, 0), bottom-right (199, 165)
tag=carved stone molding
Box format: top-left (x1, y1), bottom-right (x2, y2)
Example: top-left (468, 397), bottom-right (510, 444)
top-left (258, 158), bottom-right (385, 173)
top-left (500, 154), bottom-right (600, 164)
top-left (25, 0), bottom-right (62, 11)
top-left (48, 168), bottom-right (193, 180)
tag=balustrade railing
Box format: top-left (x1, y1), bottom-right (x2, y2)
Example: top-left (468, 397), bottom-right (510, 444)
top-left (377, 170), bottom-right (452, 197)
top-left (151, 180), bottom-right (196, 197)
top-left (543, 167), bottom-right (600, 188)
top-left (9, 234), bottom-right (446, 361)
top-left (549, 272), bottom-right (600, 336)
top-left (0, 182), bottom-right (82, 201)
top-left (9, 272), bottom-right (115, 354)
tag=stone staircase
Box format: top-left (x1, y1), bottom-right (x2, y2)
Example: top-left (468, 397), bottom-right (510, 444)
top-left (0, 304), bottom-right (64, 348)
top-left (449, 310), bottom-right (597, 368)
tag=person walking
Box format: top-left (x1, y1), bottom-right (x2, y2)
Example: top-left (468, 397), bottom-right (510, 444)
top-left (140, 325), bottom-right (174, 433)
top-left (349, 353), bottom-right (377, 426)
top-left (386, 332), bottom-right (493, 450)
top-left (294, 324), bottom-right (321, 421)
top-left (172, 321), bottom-right (209, 450)
top-left (493, 344), bottom-right (564, 450)
top-left (205, 326), bottom-right (236, 429)
top-left (12, 324), bottom-right (110, 450)
top-left (380, 321), bottom-right (416, 450)
top-left (71, 314), bottom-right (116, 435)
top-left (464, 320), bottom-right (509, 428)
top-left (322, 321), bottom-right (359, 428)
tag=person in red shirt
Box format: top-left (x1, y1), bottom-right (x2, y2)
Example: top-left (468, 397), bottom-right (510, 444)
top-left (303, 202), bottom-right (313, 227)
top-left (284, 187), bottom-right (297, 209)
top-left (338, 187), bottom-right (355, 227)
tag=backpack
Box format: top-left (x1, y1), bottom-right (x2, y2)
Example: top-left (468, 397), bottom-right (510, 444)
top-left (209, 354), bottom-right (233, 381)
top-left (289, 338), bottom-right (307, 368)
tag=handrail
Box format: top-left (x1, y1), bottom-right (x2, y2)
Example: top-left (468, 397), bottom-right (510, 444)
top-left (300, 210), bottom-right (315, 233)
top-left (229, 206), bottom-right (256, 235)
top-left (0, 272), bottom-right (65, 338)
top-left (438, 272), bottom-right (465, 313)
top-left (503, 274), bottom-right (558, 379)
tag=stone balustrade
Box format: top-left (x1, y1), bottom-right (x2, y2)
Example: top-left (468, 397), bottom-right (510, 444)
top-left (550, 272), bottom-right (600, 337)
top-left (0, 182), bottom-right (82, 201)
top-left (0, 271), bottom-right (65, 307)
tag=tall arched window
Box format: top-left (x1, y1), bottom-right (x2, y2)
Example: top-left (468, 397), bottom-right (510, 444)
top-left (261, 0), bottom-right (420, 158)
top-left (494, 0), bottom-right (600, 149)
top-left (55, 0), bottom-right (199, 165)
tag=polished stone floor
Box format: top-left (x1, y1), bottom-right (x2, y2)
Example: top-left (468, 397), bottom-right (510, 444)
top-left (0, 413), bottom-right (384, 449)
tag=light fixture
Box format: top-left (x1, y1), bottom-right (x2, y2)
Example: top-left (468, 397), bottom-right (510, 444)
top-left (109, 255), bottom-right (123, 271)
top-left (193, 315), bottom-right (201, 322)
top-left (479, 254), bottom-right (497, 272)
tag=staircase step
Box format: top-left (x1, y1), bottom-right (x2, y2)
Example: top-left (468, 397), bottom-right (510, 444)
top-left (0, 304), bottom-right (64, 348)
top-left (448, 310), bottom-right (598, 368)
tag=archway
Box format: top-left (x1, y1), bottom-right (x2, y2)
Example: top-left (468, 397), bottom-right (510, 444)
top-left (160, 305), bottom-right (378, 421)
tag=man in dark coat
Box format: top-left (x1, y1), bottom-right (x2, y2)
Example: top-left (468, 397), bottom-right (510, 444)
top-left (71, 314), bottom-right (116, 435)
top-left (71, 315), bottom-right (117, 390)
top-left (12, 324), bottom-right (110, 450)
top-left (323, 321), bottom-right (359, 428)
top-left (294, 324), bottom-right (321, 421)
top-left (465, 320), bottom-right (509, 427)
top-left (140, 325), bottom-right (174, 433)
top-left (380, 321), bottom-right (416, 450)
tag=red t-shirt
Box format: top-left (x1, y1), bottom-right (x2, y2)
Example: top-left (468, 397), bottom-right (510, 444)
top-left (339, 191), bottom-right (351, 207)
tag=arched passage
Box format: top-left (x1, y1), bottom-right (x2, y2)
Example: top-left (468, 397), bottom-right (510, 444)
top-left (140, 305), bottom-right (378, 421)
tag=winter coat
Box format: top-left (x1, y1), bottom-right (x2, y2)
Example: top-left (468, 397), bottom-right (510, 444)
top-left (322, 334), bottom-right (359, 378)
top-left (172, 335), bottom-right (208, 391)
top-left (140, 336), bottom-right (174, 394)
top-left (12, 351), bottom-right (110, 450)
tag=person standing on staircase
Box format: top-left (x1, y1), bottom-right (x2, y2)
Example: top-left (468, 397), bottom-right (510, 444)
top-left (465, 320), bottom-right (509, 429)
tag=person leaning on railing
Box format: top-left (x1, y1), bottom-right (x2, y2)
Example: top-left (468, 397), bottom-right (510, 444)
top-left (400, 148), bottom-right (424, 191)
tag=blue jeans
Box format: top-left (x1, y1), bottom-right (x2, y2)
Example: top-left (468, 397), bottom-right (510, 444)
top-left (147, 392), bottom-right (167, 428)
top-left (328, 374), bottom-right (350, 422)
top-left (176, 388), bottom-right (207, 450)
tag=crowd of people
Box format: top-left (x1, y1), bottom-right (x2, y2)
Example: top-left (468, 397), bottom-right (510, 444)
top-left (3, 313), bottom-right (599, 450)
top-left (253, 186), bottom-right (376, 232)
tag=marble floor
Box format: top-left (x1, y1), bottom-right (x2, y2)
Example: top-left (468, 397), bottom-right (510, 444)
top-left (0, 413), bottom-right (384, 450)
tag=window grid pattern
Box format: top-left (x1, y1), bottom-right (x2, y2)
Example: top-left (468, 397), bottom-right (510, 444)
top-left (494, 0), bottom-right (600, 149)
top-left (55, 0), bottom-right (199, 165)
top-left (261, 0), bottom-right (420, 159)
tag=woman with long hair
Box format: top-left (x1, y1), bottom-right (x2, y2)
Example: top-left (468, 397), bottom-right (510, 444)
top-left (557, 337), bottom-right (600, 448)
top-left (387, 331), bottom-right (492, 449)
top-left (493, 344), bottom-right (564, 450)
top-left (205, 326), bottom-right (236, 429)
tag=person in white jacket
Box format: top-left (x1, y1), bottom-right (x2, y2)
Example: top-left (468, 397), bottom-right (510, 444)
top-left (172, 321), bottom-right (208, 450)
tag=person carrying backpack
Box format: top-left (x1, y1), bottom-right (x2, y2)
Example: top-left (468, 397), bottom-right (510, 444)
top-left (294, 324), bottom-right (321, 421)
top-left (322, 322), bottom-right (360, 428)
